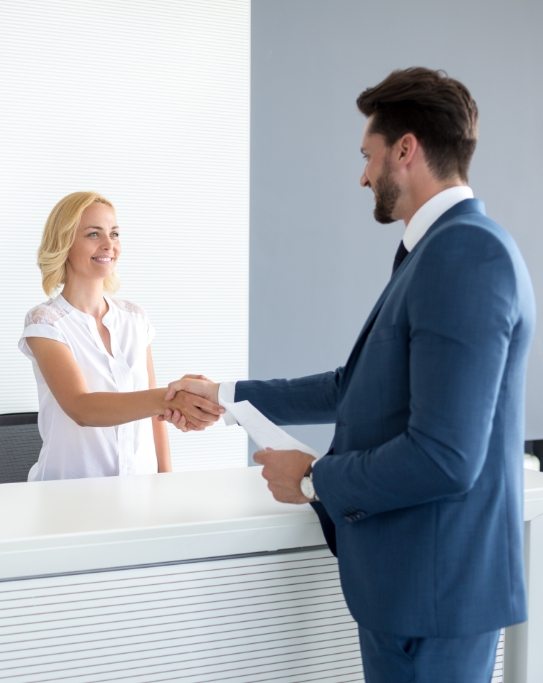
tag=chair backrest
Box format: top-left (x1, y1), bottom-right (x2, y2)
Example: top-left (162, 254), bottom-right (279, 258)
top-left (0, 413), bottom-right (42, 483)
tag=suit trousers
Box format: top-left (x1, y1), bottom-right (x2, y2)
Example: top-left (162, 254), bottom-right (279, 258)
top-left (358, 626), bottom-right (500, 683)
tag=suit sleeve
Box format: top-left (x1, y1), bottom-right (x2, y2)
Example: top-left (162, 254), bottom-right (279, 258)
top-left (235, 370), bottom-right (342, 426)
top-left (313, 225), bottom-right (522, 523)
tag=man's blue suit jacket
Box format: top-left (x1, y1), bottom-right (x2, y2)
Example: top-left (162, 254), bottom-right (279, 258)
top-left (235, 199), bottom-right (536, 638)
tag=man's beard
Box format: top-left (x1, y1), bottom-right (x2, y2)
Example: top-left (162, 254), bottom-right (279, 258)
top-left (373, 160), bottom-right (400, 224)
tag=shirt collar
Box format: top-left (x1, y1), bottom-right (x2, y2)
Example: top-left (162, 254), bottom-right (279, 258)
top-left (403, 186), bottom-right (474, 252)
top-left (56, 293), bottom-right (112, 319)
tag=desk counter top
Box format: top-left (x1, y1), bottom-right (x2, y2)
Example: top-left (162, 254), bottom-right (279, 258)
top-left (1, 465), bottom-right (542, 581)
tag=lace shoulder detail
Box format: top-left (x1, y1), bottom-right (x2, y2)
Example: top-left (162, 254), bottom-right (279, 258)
top-left (110, 297), bottom-right (147, 318)
top-left (25, 300), bottom-right (68, 327)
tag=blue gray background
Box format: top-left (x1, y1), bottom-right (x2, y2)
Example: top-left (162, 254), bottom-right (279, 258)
top-left (249, 0), bottom-right (543, 454)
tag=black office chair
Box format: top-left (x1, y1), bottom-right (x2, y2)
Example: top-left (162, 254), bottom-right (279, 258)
top-left (0, 412), bottom-right (42, 483)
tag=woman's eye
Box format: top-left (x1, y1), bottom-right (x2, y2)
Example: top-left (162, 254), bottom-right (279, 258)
top-left (111, 231), bottom-right (120, 239)
top-left (86, 231), bottom-right (99, 238)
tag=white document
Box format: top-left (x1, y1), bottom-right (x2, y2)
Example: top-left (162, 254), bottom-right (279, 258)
top-left (222, 400), bottom-right (319, 457)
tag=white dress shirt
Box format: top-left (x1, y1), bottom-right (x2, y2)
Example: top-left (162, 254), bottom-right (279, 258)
top-left (19, 294), bottom-right (157, 480)
top-left (218, 186), bottom-right (474, 425)
top-left (402, 185), bottom-right (473, 252)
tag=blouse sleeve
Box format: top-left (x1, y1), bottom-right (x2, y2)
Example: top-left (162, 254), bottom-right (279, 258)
top-left (18, 305), bottom-right (69, 360)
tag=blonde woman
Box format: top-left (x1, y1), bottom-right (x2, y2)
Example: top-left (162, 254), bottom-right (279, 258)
top-left (19, 191), bottom-right (221, 481)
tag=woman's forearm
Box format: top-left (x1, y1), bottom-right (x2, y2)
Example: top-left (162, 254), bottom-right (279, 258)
top-left (70, 388), bottom-right (169, 427)
top-left (69, 387), bottom-right (222, 429)
top-left (153, 415), bottom-right (172, 472)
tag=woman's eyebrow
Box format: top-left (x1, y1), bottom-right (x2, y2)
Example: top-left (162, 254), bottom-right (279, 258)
top-left (82, 225), bottom-right (120, 230)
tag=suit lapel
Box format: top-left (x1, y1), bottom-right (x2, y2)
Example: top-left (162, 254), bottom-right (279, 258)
top-left (340, 276), bottom-right (398, 387)
top-left (340, 199), bottom-right (487, 389)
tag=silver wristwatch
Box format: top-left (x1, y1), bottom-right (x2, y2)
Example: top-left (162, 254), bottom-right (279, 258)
top-left (300, 464), bottom-right (318, 501)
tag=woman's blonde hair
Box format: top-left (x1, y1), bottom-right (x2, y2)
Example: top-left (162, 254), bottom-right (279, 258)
top-left (38, 191), bottom-right (120, 296)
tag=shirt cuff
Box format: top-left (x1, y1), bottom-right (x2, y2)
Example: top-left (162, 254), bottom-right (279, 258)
top-left (218, 382), bottom-right (238, 425)
top-left (311, 457), bottom-right (320, 500)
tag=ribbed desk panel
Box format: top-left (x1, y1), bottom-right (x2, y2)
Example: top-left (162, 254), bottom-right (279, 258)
top-left (494, 633), bottom-right (505, 682)
top-left (0, 546), bottom-right (505, 682)
top-left (0, 548), bottom-right (362, 682)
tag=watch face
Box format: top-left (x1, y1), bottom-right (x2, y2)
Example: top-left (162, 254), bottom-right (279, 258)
top-left (301, 476), bottom-right (315, 500)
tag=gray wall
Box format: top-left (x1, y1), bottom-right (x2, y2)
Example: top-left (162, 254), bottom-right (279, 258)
top-left (250, 0), bottom-right (543, 455)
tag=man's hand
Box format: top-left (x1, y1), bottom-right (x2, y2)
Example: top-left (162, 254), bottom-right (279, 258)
top-left (253, 448), bottom-right (316, 504)
top-left (166, 389), bottom-right (223, 431)
top-left (163, 375), bottom-right (221, 431)
top-left (165, 375), bottom-right (220, 403)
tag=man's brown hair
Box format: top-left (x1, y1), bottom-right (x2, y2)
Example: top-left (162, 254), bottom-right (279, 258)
top-left (357, 67), bottom-right (478, 182)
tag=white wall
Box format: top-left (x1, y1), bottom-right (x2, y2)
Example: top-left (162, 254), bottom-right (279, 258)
top-left (0, 0), bottom-right (250, 470)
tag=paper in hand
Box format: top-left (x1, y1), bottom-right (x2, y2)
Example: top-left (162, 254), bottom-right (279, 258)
top-left (222, 400), bottom-right (319, 457)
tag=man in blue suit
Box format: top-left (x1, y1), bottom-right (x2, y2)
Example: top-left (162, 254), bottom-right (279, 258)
top-left (167, 68), bottom-right (535, 682)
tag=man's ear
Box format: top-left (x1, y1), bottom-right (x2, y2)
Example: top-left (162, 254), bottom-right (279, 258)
top-left (397, 133), bottom-right (418, 163)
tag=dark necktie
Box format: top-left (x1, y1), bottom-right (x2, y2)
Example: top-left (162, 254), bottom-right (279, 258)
top-left (392, 240), bottom-right (409, 275)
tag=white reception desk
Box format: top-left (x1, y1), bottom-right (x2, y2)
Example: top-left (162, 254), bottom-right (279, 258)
top-left (0, 466), bottom-right (542, 682)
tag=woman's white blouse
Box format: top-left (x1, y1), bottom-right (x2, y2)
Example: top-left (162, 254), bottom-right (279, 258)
top-left (19, 294), bottom-right (157, 481)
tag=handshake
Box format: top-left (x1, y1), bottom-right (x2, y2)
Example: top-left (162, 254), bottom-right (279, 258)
top-left (163, 374), bottom-right (317, 504)
top-left (160, 375), bottom-right (224, 432)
